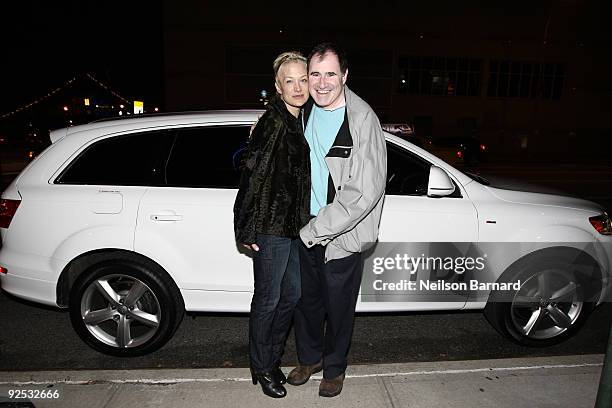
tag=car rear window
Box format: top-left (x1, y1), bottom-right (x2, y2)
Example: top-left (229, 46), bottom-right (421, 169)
top-left (56, 130), bottom-right (174, 186)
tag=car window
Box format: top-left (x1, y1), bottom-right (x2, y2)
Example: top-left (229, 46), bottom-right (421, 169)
top-left (56, 130), bottom-right (174, 186)
top-left (165, 126), bottom-right (249, 188)
top-left (385, 142), bottom-right (430, 196)
top-left (386, 141), bottom-right (463, 198)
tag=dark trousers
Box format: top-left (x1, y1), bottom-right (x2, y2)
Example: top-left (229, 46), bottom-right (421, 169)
top-left (249, 234), bottom-right (301, 373)
top-left (294, 243), bottom-right (362, 379)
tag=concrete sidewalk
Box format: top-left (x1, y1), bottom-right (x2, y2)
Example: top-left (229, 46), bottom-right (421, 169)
top-left (0, 354), bottom-right (604, 408)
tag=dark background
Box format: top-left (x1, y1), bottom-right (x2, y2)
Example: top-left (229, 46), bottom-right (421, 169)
top-left (1, 1), bottom-right (612, 372)
top-left (1, 0), bottom-right (612, 160)
top-left (0, 0), bottom-right (164, 112)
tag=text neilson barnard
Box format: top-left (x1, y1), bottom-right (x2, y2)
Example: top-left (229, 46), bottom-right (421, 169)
top-left (373, 279), bottom-right (521, 291)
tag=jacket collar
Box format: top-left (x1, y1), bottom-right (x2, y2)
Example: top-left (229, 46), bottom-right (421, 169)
top-left (268, 94), bottom-right (301, 131)
top-left (343, 86), bottom-right (372, 149)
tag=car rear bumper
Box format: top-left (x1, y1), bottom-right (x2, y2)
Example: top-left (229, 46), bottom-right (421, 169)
top-left (0, 248), bottom-right (63, 307)
top-left (0, 273), bottom-right (58, 306)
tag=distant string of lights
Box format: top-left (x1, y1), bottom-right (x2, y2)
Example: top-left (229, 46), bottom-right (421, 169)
top-left (0, 76), bottom-right (77, 120)
top-left (0, 73), bottom-right (132, 121)
top-left (85, 73), bottom-right (130, 104)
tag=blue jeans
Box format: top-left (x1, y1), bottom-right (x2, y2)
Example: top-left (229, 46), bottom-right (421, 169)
top-left (249, 234), bottom-right (301, 373)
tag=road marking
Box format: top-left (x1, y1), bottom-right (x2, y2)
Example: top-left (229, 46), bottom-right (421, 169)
top-left (0, 362), bottom-right (602, 386)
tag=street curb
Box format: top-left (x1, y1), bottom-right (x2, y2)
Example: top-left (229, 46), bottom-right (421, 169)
top-left (0, 354), bottom-right (603, 384)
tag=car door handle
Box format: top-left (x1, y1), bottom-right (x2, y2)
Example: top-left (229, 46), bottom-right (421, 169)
top-left (150, 214), bottom-right (183, 222)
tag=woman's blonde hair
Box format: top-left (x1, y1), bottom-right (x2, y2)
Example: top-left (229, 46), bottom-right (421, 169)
top-left (272, 51), bottom-right (307, 80)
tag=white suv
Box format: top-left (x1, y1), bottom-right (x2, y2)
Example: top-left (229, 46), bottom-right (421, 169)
top-left (1, 111), bottom-right (610, 356)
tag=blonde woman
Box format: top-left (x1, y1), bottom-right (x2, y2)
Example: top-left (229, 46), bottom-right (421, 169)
top-left (233, 51), bottom-right (310, 398)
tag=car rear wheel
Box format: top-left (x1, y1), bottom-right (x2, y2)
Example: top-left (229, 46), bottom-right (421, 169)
top-left (484, 248), bottom-right (597, 347)
top-left (69, 259), bottom-right (184, 356)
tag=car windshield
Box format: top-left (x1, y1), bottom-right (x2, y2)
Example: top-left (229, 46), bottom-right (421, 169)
top-left (463, 171), bottom-right (490, 185)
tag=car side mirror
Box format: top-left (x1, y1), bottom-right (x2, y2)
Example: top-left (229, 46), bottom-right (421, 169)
top-left (427, 166), bottom-right (456, 197)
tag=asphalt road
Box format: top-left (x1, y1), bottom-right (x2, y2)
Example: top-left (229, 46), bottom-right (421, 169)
top-left (1, 162), bottom-right (612, 371)
top-left (1, 291), bottom-right (611, 371)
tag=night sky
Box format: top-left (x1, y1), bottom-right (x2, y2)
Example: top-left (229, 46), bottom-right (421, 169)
top-left (1, 0), bottom-right (163, 114)
top-left (2, 0), bottom-right (612, 117)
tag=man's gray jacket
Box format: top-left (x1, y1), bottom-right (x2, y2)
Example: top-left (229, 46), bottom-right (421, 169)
top-left (300, 86), bottom-right (387, 262)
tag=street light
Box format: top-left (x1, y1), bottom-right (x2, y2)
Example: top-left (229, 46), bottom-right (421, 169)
top-left (259, 90), bottom-right (268, 105)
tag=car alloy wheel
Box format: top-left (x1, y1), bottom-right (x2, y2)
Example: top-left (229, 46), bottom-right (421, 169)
top-left (80, 273), bottom-right (162, 349)
top-left (69, 258), bottom-right (184, 356)
top-left (508, 268), bottom-right (583, 340)
top-left (484, 247), bottom-right (597, 347)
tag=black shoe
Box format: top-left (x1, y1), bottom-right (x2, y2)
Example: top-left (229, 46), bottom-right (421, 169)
top-left (251, 372), bottom-right (287, 398)
top-left (272, 366), bottom-right (287, 384)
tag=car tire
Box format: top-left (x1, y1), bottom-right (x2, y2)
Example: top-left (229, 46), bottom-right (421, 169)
top-left (484, 247), bottom-right (599, 347)
top-left (69, 258), bottom-right (184, 357)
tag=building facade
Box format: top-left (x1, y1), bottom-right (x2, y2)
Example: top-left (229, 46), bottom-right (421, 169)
top-left (163, 1), bottom-right (612, 160)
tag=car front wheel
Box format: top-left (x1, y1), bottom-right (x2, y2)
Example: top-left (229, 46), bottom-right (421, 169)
top-left (484, 248), bottom-right (598, 347)
top-left (69, 259), bottom-right (184, 356)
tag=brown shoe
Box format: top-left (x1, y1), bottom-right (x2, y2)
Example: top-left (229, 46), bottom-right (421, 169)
top-left (319, 373), bottom-right (345, 398)
top-left (286, 360), bottom-right (323, 386)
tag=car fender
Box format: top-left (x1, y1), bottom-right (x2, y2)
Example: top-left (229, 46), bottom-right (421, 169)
top-left (499, 224), bottom-right (596, 243)
top-left (52, 225), bottom-right (135, 263)
top-left (482, 246), bottom-right (603, 305)
top-left (475, 225), bottom-right (600, 292)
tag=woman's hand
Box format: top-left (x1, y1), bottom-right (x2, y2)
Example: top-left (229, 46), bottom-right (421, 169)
top-left (242, 243), bottom-right (260, 251)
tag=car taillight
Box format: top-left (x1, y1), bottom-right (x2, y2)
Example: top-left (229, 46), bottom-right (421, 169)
top-left (589, 213), bottom-right (612, 235)
top-left (0, 199), bottom-right (20, 229)
top-left (0, 266), bottom-right (7, 274)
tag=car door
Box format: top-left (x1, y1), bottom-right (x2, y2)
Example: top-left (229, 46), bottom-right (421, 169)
top-left (357, 140), bottom-right (478, 311)
top-left (46, 130), bottom-right (173, 265)
top-left (134, 125), bottom-right (253, 312)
